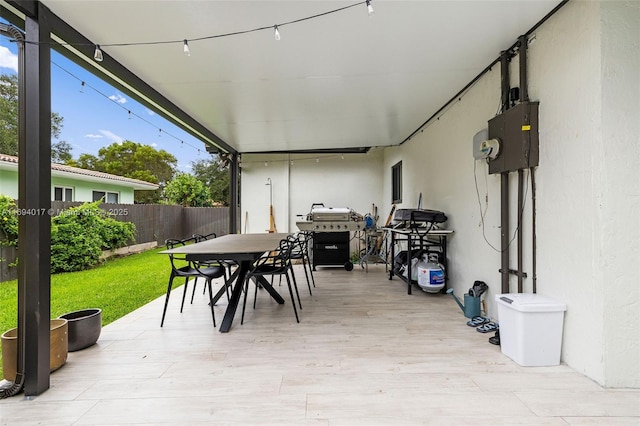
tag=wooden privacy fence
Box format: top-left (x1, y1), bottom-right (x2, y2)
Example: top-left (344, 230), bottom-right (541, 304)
top-left (0, 203), bottom-right (230, 282)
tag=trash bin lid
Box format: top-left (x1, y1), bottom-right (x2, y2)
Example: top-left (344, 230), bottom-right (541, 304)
top-left (495, 293), bottom-right (567, 312)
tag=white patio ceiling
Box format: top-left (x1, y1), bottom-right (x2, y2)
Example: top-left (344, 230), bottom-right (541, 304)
top-left (39, 0), bottom-right (561, 154)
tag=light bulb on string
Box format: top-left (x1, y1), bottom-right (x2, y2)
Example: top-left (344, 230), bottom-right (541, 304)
top-left (158, 129), bottom-right (162, 137)
top-left (366, 0), bottom-right (374, 16)
top-left (265, 161), bottom-right (268, 167)
top-left (274, 25), bottom-right (281, 41)
top-left (79, 81), bottom-right (85, 93)
top-left (183, 39), bottom-right (190, 56)
top-left (316, 158), bottom-right (320, 163)
top-left (93, 45), bottom-right (103, 62)
top-left (127, 110), bottom-right (132, 120)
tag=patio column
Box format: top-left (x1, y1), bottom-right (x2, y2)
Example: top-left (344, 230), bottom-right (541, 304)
top-left (230, 153), bottom-right (239, 234)
top-left (18, 5), bottom-right (52, 396)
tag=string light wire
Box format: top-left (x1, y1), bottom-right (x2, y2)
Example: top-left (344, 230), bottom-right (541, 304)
top-left (51, 60), bottom-right (206, 155)
top-left (17, 1), bottom-right (373, 56)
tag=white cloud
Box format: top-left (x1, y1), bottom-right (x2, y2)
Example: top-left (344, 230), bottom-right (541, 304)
top-left (108, 93), bottom-right (127, 104)
top-left (99, 130), bottom-right (124, 144)
top-left (0, 46), bottom-right (18, 73)
top-left (150, 142), bottom-right (158, 147)
top-left (145, 108), bottom-right (156, 116)
top-left (84, 133), bottom-right (103, 139)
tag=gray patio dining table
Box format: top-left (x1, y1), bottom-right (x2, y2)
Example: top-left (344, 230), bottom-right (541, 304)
top-left (160, 232), bottom-right (291, 332)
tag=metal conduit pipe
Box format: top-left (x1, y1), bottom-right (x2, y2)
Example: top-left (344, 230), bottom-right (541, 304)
top-left (500, 50), bottom-right (511, 294)
top-left (0, 22), bottom-right (26, 400)
top-left (519, 33), bottom-right (538, 294)
top-left (517, 34), bottom-right (527, 293)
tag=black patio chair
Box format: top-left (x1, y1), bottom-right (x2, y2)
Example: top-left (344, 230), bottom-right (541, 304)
top-left (190, 233), bottom-right (233, 303)
top-left (241, 238), bottom-right (301, 325)
top-left (160, 238), bottom-right (226, 327)
top-left (288, 232), bottom-right (315, 295)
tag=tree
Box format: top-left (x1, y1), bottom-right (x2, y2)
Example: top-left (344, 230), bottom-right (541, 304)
top-left (75, 141), bottom-right (177, 203)
top-left (0, 73), bottom-right (64, 157)
top-left (164, 173), bottom-right (211, 207)
top-left (191, 156), bottom-right (230, 206)
top-left (51, 140), bottom-right (73, 163)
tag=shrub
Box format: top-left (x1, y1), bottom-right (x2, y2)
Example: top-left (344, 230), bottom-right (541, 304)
top-left (0, 196), bottom-right (18, 245)
top-left (50, 201), bottom-right (137, 273)
top-left (0, 195), bottom-right (18, 268)
top-left (99, 218), bottom-right (136, 250)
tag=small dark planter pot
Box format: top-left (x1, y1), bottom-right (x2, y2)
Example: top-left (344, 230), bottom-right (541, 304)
top-left (58, 308), bottom-right (102, 352)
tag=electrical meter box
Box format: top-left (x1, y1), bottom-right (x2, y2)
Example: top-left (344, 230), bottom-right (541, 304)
top-left (488, 101), bottom-right (539, 174)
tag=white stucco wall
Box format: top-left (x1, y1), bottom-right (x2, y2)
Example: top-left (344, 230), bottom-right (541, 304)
top-left (598, 0), bottom-right (640, 388)
top-left (238, 1), bottom-right (639, 387)
top-left (380, 1), bottom-right (639, 387)
top-left (240, 151), bottom-right (384, 235)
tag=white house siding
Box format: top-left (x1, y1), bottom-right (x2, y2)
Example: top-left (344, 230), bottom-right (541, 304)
top-left (50, 176), bottom-right (135, 204)
top-left (381, 1), bottom-right (639, 388)
top-left (0, 169), bottom-right (18, 199)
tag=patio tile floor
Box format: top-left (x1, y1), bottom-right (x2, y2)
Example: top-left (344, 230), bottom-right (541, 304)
top-left (1, 264), bottom-right (638, 425)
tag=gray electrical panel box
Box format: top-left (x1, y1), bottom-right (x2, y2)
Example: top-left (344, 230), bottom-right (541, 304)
top-left (487, 101), bottom-right (539, 174)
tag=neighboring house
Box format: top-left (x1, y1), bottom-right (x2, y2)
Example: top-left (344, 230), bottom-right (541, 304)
top-left (0, 154), bottom-right (158, 204)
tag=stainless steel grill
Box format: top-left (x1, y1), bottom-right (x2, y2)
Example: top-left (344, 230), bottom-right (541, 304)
top-left (296, 206), bottom-right (365, 232)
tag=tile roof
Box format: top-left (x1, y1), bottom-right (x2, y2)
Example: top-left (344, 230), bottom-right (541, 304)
top-left (0, 154), bottom-right (159, 189)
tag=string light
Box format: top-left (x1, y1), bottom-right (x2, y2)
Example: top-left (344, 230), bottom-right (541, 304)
top-left (79, 81), bottom-right (85, 93)
top-left (93, 45), bottom-right (103, 62)
top-left (366, 0), bottom-right (375, 16)
top-left (265, 161), bottom-right (268, 167)
top-left (238, 152), bottom-right (376, 167)
top-left (17, 2), bottom-right (375, 61)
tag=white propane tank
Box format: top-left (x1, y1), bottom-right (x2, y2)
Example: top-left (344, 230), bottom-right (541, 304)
top-left (417, 254), bottom-right (445, 293)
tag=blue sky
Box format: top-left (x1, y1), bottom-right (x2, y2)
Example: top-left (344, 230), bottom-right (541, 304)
top-left (0, 27), bottom-right (209, 173)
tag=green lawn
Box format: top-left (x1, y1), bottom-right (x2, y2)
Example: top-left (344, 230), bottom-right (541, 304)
top-left (0, 247), bottom-right (173, 379)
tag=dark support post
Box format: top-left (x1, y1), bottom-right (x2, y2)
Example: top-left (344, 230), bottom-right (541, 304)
top-left (19, 8), bottom-right (52, 396)
top-left (229, 153), bottom-right (239, 234)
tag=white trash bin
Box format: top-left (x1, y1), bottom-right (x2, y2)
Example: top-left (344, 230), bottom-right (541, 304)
top-left (495, 293), bottom-right (567, 366)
